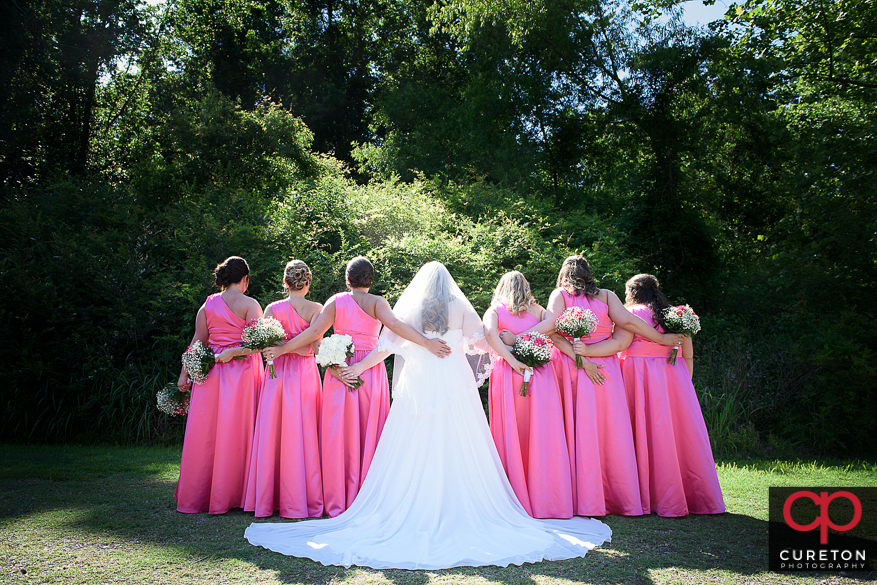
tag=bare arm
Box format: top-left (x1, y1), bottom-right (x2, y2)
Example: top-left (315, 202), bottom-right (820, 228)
top-left (573, 327), bottom-right (634, 357)
top-left (606, 291), bottom-right (683, 346)
top-left (341, 349), bottom-right (391, 385)
top-left (178, 305), bottom-right (209, 389)
top-left (373, 298), bottom-right (449, 358)
top-left (681, 336), bottom-right (694, 378)
top-left (483, 308), bottom-right (529, 376)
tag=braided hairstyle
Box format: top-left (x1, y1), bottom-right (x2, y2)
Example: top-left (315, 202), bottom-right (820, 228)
top-left (556, 255), bottom-right (599, 297)
top-left (624, 273), bottom-right (671, 327)
top-left (214, 256), bottom-right (249, 289)
top-left (284, 260), bottom-right (311, 292)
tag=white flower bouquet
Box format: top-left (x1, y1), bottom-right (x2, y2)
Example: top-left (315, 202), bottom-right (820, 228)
top-left (242, 317), bottom-right (289, 379)
top-left (181, 340), bottom-right (216, 385)
top-left (511, 333), bottom-right (554, 396)
top-left (554, 306), bottom-right (598, 370)
top-left (316, 333), bottom-right (363, 391)
top-left (156, 383), bottom-right (190, 416)
top-left (661, 304), bottom-right (701, 365)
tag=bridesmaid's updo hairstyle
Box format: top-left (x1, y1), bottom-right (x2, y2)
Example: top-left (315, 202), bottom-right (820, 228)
top-left (492, 271), bottom-right (533, 316)
top-left (214, 256), bottom-right (249, 289)
top-left (625, 273), bottom-right (671, 325)
top-left (556, 255), bottom-right (599, 297)
top-left (346, 256), bottom-right (374, 289)
top-left (284, 260), bottom-right (311, 291)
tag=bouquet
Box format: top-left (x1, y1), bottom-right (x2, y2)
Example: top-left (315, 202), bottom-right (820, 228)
top-left (156, 383), bottom-right (190, 416)
top-left (661, 304), bottom-right (701, 365)
top-left (554, 306), bottom-right (598, 370)
top-left (315, 333), bottom-right (363, 391)
top-left (182, 340), bottom-right (216, 385)
top-left (511, 332), bottom-right (554, 396)
top-left (242, 317), bottom-right (289, 379)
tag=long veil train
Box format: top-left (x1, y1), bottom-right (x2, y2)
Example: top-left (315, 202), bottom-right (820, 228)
top-left (244, 262), bottom-right (611, 569)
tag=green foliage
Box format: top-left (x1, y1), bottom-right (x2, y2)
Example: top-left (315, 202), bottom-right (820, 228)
top-left (2, 0), bottom-right (876, 457)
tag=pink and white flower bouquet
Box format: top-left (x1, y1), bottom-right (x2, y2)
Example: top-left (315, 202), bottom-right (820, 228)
top-left (242, 317), bottom-right (289, 379)
top-left (181, 340), bottom-right (216, 385)
top-left (156, 383), bottom-right (190, 416)
top-left (661, 304), bottom-right (701, 365)
top-left (511, 332), bottom-right (553, 396)
top-left (554, 306), bottom-right (598, 370)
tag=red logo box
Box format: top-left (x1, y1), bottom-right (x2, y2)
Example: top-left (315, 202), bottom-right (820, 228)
top-left (769, 487), bottom-right (876, 572)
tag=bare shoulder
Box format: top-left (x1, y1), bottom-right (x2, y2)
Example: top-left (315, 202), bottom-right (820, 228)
top-left (527, 303), bottom-right (547, 319)
top-left (302, 299), bottom-right (323, 322)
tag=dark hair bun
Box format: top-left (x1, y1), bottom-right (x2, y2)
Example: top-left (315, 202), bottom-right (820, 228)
top-left (214, 256), bottom-right (250, 289)
top-left (284, 260), bottom-right (312, 291)
top-left (346, 256), bottom-right (374, 289)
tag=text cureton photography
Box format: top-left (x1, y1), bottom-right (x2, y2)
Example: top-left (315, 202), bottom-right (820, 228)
top-left (769, 487), bottom-right (877, 572)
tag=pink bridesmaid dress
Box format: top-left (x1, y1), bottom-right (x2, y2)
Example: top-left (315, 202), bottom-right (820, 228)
top-left (321, 292), bottom-right (390, 517)
top-left (243, 300), bottom-right (323, 518)
top-left (553, 290), bottom-right (643, 516)
top-left (488, 303), bottom-right (573, 519)
top-left (619, 305), bottom-right (725, 516)
top-left (175, 293), bottom-right (264, 514)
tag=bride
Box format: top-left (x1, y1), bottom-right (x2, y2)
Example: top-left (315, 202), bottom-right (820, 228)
top-left (244, 262), bottom-right (611, 569)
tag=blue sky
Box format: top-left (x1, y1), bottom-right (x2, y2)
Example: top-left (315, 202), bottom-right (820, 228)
top-left (680, 0), bottom-right (732, 25)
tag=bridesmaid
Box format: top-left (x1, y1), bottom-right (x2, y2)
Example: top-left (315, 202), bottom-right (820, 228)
top-left (483, 271), bottom-right (573, 519)
top-left (546, 256), bottom-right (682, 516)
top-left (618, 274), bottom-right (725, 516)
top-left (272, 256), bottom-right (450, 517)
top-left (244, 260), bottom-right (324, 518)
top-left (175, 256), bottom-right (265, 514)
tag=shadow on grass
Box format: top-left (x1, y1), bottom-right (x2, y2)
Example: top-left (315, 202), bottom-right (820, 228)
top-left (2, 445), bottom-right (875, 584)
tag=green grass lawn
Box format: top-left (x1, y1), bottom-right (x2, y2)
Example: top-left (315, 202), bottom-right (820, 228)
top-left (0, 444), bottom-right (874, 584)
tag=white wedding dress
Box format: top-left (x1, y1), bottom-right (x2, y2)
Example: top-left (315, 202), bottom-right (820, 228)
top-left (244, 263), bottom-right (611, 570)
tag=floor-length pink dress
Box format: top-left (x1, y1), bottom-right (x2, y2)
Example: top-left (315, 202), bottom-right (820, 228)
top-left (488, 303), bottom-right (573, 519)
top-left (553, 290), bottom-right (643, 516)
top-left (175, 293), bottom-right (264, 514)
top-left (321, 292), bottom-right (390, 517)
top-left (619, 305), bottom-right (725, 516)
top-left (243, 300), bottom-right (323, 518)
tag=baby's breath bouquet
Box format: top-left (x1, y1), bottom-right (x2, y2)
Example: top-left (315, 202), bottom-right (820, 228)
top-left (661, 305), bottom-right (701, 365)
top-left (316, 333), bottom-right (363, 391)
top-left (511, 333), bottom-right (554, 396)
top-left (242, 317), bottom-right (289, 379)
top-left (554, 307), bottom-right (598, 370)
top-left (182, 340), bottom-right (216, 385)
top-left (157, 383), bottom-right (190, 416)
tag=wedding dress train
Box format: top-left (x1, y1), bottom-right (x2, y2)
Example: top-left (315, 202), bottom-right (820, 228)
top-left (245, 263), bottom-right (611, 569)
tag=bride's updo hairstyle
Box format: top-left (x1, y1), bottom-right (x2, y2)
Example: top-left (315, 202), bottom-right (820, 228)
top-left (284, 259), bottom-right (311, 291)
top-left (421, 267), bottom-right (450, 335)
top-left (346, 256), bottom-right (374, 289)
top-left (214, 256), bottom-right (250, 290)
top-left (556, 255), bottom-right (599, 297)
top-left (492, 271), bottom-right (533, 316)
top-left (625, 273), bottom-right (671, 324)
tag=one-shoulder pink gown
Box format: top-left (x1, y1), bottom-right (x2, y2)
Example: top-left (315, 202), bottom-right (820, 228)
top-left (553, 290), bottom-right (643, 516)
top-left (488, 303), bottom-right (573, 518)
top-left (175, 293), bottom-right (264, 514)
top-left (243, 300), bottom-right (323, 518)
top-left (321, 292), bottom-right (390, 517)
top-left (619, 305), bottom-right (725, 516)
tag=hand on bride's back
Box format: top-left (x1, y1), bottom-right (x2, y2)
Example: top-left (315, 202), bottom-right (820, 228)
top-left (426, 338), bottom-right (451, 358)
